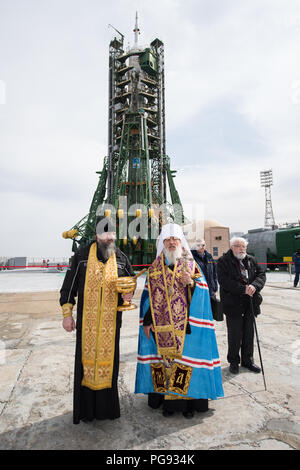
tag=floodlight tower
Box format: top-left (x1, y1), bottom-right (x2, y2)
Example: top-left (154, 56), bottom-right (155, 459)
top-left (260, 169), bottom-right (275, 228)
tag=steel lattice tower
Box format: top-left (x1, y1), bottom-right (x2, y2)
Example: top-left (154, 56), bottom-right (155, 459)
top-left (260, 169), bottom-right (276, 228)
top-left (62, 14), bottom-right (184, 265)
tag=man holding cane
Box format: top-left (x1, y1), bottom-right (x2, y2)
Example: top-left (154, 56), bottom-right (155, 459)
top-left (217, 237), bottom-right (266, 375)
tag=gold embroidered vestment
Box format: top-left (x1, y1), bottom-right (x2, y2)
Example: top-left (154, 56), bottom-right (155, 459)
top-left (81, 242), bottom-right (118, 390)
top-left (147, 254), bottom-right (196, 396)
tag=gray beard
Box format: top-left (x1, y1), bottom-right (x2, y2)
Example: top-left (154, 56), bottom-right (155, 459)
top-left (97, 241), bottom-right (116, 260)
top-left (163, 246), bottom-right (183, 265)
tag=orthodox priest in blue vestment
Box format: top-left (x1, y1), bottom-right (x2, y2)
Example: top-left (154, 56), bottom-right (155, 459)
top-left (135, 223), bottom-right (224, 418)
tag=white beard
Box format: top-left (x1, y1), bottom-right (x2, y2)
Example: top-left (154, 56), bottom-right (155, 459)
top-left (163, 246), bottom-right (183, 265)
top-left (234, 252), bottom-right (247, 260)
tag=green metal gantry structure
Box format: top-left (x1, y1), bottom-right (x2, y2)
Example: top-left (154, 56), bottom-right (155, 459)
top-left (63, 15), bottom-right (184, 266)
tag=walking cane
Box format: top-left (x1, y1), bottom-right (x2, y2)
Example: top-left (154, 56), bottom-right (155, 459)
top-left (249, 296), bottom-right (267, 391)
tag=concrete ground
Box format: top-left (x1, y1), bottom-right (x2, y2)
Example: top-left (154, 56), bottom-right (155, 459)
top-left (0, 280), bottom-right (299, 450)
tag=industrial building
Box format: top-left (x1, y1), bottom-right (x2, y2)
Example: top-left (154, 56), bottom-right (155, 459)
top-left (244, 224), bottom-right (300, 270)
top-left (183, 219), bottom-right (230, 260)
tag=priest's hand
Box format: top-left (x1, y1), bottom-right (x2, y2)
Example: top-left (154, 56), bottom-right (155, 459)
top-left (122, 292), bottom-right (134, 303)
top-left (143, 324), bottom-right (155, 339)
top-left (181, 271), bottom-right (192, 286)
top-left (63, 316), bottom-right (76, 332)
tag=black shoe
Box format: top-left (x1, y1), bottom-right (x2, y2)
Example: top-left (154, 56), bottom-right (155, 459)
top-left (162, 410), bottom-right (174, 417)
top-left (229, 364), bottom-right (239, 374)
top-left (196, 404), bottom-right (209, 413)
top-left (242, 362), bottom-right (261, 373)
top-left (183, 411), bottom-right (194, 419)
top-left (80, 417), bottom-right (94, 423)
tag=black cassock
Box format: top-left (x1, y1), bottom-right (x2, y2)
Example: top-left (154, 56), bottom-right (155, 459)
top-left (60, 243), bottom-right (134, 424)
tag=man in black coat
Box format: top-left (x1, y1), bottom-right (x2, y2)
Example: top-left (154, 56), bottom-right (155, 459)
top-left (60, 217), bottom-right (135, 424)
top-left (217, 237), bottom-right (266, 375)
top-left (191, 239), bottom-right (218, 298)
top-left (292, 248), bottom-right (300, 287)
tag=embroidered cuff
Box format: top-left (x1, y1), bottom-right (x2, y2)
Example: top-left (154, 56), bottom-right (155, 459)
top-left (62, 303), bottom-right (73, 318)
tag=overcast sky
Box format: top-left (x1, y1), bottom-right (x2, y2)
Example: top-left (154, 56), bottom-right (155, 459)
top-left (0, 0), bottom-right (299, 258)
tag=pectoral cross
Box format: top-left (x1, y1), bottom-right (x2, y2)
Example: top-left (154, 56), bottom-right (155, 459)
top-left (177, 248), bottom-right (193, 273)
top-left (177, 248), bottom-right (202, 280)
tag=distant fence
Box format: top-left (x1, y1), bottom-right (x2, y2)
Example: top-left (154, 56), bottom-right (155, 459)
top-left (0, 262), bottom-right (295, 269)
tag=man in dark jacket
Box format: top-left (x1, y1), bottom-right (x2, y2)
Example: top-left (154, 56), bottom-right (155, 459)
top-left (292, 248), bottom-right (300, 287)
top-left (191, 239), bottom-right (218, 298)
top-left (60, 217), bottom-right (135, 424)
top-left (217, 237), bottom-right (266, 375)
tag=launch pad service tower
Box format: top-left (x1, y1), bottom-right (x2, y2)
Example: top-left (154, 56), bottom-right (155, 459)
top-left (63, 15), bottom-right (184, 266)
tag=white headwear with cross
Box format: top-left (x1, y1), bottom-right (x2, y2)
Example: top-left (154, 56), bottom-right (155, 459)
top-left (156, 223), bottom-right (193, 259)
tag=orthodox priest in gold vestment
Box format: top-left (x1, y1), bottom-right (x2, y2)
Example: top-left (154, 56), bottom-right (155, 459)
top-left (60, 217), bottom-right (135, 424)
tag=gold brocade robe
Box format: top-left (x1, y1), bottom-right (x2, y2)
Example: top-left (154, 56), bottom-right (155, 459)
top-left (81, 242), bottom-right (119, 391)
top-left (147, 254), bottom-right (197, 398)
